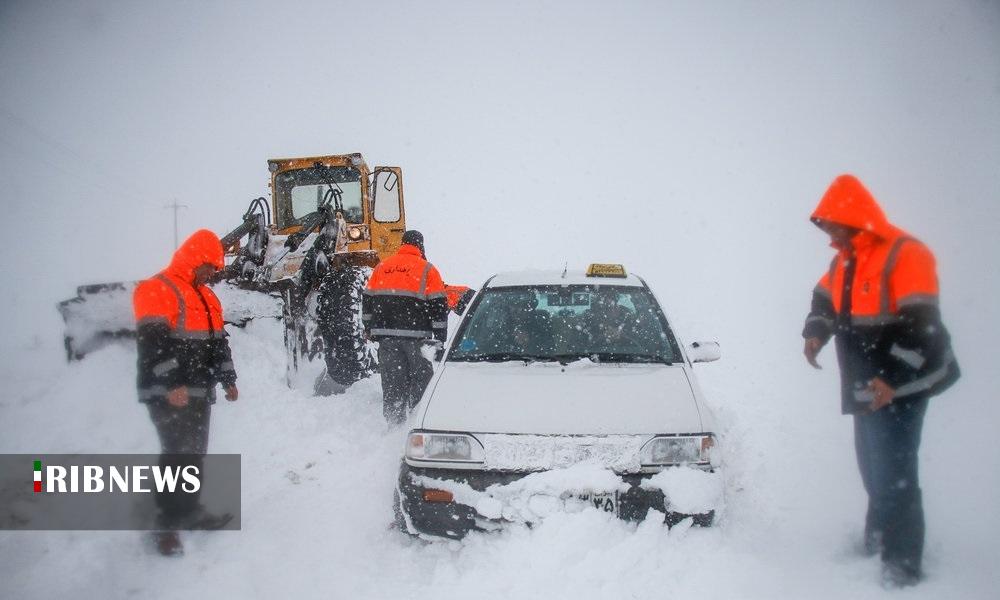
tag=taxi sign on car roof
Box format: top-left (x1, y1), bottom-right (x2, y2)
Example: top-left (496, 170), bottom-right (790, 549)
top-left (586, 263), bottom-right (628, 278)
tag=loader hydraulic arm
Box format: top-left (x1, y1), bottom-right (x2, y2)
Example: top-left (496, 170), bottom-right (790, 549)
top-left (222, 197), bottom-right (271, 251)
top-left (222, 214), bottom-right (262, 251)
top-left (284, 204), bottom-right (333, 252)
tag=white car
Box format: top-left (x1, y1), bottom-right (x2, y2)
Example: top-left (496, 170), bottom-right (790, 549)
top-left (395, 265), bottom-right (723, 539)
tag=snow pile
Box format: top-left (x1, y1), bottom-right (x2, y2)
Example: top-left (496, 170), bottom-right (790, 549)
top-left (640, 465), bottom-right (724, 515)
top-left (479, 434), bottom-right (647, 472)
top-left (412, 460), bottom-right (723, 526)
top-left (414, 460), bottom-right (631, 524)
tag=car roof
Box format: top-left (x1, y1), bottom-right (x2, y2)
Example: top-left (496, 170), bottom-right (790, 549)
top-left (486, 269), bottom-right (646, 288)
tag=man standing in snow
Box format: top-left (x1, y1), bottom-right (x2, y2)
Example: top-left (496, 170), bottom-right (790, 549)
top-left (133, 229), bottom-right (239, 556)
top-left (802, 174), bottom-right (960, 587)
top-left (362, 230), bottom-right (449, 425)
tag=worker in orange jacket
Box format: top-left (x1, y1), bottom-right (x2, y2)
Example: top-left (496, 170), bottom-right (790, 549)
top-left (802, 175), bottom-right (959, 586)
top-left (362, 230), bottom-right (448, 425)
top-left (133, 229), bottom-right (238, 555)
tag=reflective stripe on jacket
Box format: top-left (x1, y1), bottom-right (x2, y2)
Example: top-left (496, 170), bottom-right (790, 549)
top-left (802, 175), bottom-right (959, 413)
top-left (133, 229), bottom-right (237, 403)
top-left (362, 244), bottom-right (449, 341)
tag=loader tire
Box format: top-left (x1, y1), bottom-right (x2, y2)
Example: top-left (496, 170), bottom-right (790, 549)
top-left (316, 266), bottom-right (376, 393)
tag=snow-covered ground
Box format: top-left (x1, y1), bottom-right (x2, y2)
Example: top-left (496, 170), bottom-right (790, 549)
top-left (0, 312), bottom-right (996, 599)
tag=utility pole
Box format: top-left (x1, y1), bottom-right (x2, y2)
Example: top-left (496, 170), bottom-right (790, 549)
top-left (164, 200), bottom-right (188, 248)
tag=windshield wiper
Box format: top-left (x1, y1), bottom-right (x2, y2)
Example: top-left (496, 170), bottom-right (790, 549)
top-left (590, 353), bottom-right (674, 365)
top-left (448, 352), bottom-right (673, 365)
top-left (450, 353), bottom-right (578, 364)
top-left (312, 161), bottom-right (344, 212)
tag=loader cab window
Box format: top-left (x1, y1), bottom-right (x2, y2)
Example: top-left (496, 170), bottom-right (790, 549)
top-left (372, 169), bottom-right (402, 222)
top-left (275, 166), bottom-right (364, 228)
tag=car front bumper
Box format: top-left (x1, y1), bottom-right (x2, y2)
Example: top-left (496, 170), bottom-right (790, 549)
top-left (396, 462), bottom-right (714, 540)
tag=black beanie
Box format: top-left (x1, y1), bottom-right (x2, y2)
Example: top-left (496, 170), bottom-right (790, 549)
top-left (402, 230), bottom-right (425, 255)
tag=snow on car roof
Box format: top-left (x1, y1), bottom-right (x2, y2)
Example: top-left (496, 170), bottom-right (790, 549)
top-left (486, 269), bottom-right (646, 288)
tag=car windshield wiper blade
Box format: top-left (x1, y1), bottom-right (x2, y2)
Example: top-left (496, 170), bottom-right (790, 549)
top-left (449, 353), bottom-right (593, 364)
top-left (546, 353), bottom-right (594, 364)
top-left (590, 352), bottom-right (674, 365)
top-left (450, 353), bottom-right (557, 363)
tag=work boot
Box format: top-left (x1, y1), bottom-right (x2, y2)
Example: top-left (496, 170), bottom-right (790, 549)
top-left (153, 531), bottom-right (183, 557)
top-left (186, 506), bottom-right (234, 530)
top-left (314, 371), bottom-right (349, 396)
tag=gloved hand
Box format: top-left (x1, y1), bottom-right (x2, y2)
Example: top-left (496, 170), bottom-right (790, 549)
top-left (804, 337), bottom-right (824, 369)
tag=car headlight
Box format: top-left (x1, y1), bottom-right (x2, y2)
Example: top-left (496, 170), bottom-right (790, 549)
top-left (406, 432), bottom-right (485, 463)
top-left (347, 226), bottom-right (363, 241)
top-left (639, 434), bottom-right (715, 467)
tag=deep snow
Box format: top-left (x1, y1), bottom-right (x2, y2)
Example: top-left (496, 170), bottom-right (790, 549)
top-left (0, 313), bottom-right (996, 599)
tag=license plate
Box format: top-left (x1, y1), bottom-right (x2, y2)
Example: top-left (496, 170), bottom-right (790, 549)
top-left (576, 491), bottom-right (618, 515)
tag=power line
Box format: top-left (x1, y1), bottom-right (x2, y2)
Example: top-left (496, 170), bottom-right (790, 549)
top-left (164, 200), bottom-right (188, 248)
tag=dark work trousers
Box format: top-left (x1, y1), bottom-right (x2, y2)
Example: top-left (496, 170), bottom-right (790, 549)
top-left (853, 396), bottom-right (929, 574)
top-left (377, 338), bottom-right (433, 425)
top-left (146, 399), bottom-right (212, 527)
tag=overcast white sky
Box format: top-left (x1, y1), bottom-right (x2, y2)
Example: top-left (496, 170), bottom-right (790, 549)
top-left (1, 0), bottom-right (998, 376)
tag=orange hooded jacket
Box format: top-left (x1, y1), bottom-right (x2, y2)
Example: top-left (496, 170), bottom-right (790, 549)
top-left (362, 244), bottom-right (449, 341)
top-left (803, 175), bottom-right (958, 413)
top-left (810, 175), bottom-right (939, 323)
top-left (133, 229), bottom-right (236, 402)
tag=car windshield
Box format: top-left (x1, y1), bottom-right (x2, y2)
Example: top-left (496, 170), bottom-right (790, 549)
top-left (448, 285), bottom-right (681, 364)
top-left (274, 166), bottom-right (364, 226)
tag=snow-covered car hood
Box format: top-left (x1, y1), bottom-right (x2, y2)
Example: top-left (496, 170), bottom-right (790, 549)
top-left (418, 361), bottom-right (705, 435)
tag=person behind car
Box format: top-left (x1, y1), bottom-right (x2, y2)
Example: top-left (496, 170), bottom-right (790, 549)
top-left (362, 230), bottom-right (448, 425)
top-left (801, 174), bottom-right (960, 587)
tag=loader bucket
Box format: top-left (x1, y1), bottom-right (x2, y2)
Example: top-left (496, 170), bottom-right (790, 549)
top-left (58, 282), bottom-right (137, 361)
top-left (57, 280), bottom-right (283, 361)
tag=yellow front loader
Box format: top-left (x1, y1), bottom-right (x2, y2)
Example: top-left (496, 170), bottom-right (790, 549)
top-left (59, 153), bottom-right (409, 394)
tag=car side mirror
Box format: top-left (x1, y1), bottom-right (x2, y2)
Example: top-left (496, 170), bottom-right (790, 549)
top-left (688, 341), bottom-right (721, 363)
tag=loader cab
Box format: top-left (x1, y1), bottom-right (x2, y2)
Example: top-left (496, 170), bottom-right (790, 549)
top-left (267, 153), bottom-right (406, 265)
